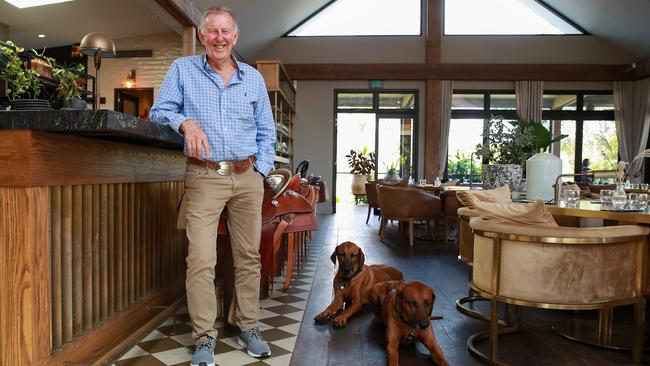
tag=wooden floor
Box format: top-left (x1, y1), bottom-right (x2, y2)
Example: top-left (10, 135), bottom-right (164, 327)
top-left (290, 204), bottom-right (638, 366)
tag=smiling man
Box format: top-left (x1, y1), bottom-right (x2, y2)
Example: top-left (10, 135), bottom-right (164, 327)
top-left (150, 6), bottom-right (275, 366)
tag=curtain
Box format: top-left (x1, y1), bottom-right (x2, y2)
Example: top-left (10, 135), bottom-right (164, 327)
top-left (515, 80), bottom-right (543, 122)
top-left (614, 77), bottom-right (650, 182)
top-left (437, 80), bottom-right (454, 177)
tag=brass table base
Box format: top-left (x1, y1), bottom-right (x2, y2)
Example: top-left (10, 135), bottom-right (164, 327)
top-left (552, 317), bottom-right (641, 351)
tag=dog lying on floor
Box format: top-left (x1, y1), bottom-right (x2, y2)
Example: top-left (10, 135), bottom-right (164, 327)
top-left (370, 280), bottom-right (449, 366)
top-left (314, 241), bottom-right (403, 327)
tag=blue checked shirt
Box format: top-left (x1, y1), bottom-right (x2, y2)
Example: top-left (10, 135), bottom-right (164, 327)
top-left (150, 55), bottom-right (276, 175)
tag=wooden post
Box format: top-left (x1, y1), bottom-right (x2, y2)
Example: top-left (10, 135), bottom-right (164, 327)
top-left (183, 26), bottom-right (196, 56)
top-left (424, 0), bottom-right (443, 180)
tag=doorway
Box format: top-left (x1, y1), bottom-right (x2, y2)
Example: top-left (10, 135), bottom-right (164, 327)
top-left (333, 90), bottom-right (418, 213)
top-left (114, 88), bottom-right (154, 120)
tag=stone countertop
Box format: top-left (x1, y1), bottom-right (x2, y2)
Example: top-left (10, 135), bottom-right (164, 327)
top-left (0, 110), bottom-right (183, 149)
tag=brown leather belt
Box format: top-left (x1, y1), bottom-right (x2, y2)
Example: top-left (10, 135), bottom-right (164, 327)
top-left (187, 155), bottom-right (255, 175)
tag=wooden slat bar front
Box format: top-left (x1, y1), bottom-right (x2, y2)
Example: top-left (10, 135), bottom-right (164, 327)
top-left (0, 129), bottom-right (188, 366)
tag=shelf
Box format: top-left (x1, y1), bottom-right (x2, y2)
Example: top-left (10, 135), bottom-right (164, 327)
top-left (275, 155), bottom-right (291, 164)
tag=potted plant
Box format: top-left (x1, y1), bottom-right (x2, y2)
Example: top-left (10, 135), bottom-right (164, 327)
top-left (475, 115), bottom-right (569, 192)
top-left (525, 119), bottom-right (568, 200)
top-left (0, 41), bottom-right (50, 110)
top-left (53, 63), bottom-right (87, 109)
top-left (346, 147), bottom-right (376, 195)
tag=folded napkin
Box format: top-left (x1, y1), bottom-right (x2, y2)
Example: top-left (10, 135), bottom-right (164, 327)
top-left (457, 185), bottom-right (512, 209)
top-left (474, 200), bottom-right (559, 227)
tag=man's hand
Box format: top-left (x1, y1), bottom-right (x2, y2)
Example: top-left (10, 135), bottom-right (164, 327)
top-left (180, 120), bottom-right (212, 159)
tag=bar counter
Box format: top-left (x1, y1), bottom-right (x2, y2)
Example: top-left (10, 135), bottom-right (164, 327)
top-left (0, 110), bottom-right (187, 365)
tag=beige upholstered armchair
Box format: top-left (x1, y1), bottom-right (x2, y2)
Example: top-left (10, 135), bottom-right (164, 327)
top-left (468, 218), bottom-right (648, 365)
top-left (377, 185), bottom-right (441, 246)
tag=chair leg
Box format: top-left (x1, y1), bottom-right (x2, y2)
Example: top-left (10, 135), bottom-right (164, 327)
top-left (283, 233), bottom-right (296, 291)
top-left (490, 298), bottom-right (499, 363)
top-left (434, 218), bottom-right (440, 241)
top-left (633, 299), bottom-right (644, 364)
top-left (444, 217), bottom-right (450, 243)
top-left (379, 217), bottom-right (386, 240)
top-left (366, 205), bottom-right (371, 224)
top-left (409, 219), bottom-right (414, 247)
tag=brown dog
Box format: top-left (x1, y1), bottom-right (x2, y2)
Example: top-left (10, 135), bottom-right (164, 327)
top-left (314, 241), bottom-right (403, 327)
top-left (370, 280), bottom-right (449, 366)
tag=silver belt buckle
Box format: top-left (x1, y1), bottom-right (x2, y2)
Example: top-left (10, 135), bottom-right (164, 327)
top-left (216, 160), bottom-right (232, 176)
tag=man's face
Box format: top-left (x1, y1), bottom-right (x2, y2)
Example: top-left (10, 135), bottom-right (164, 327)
top-left (199, 12), bottom-right (239, 65)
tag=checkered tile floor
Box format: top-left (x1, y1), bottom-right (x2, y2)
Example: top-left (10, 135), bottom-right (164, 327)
top-left (113, 237), bottom-right (324, 366)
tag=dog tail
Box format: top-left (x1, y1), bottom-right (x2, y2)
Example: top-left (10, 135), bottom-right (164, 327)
top-left (430, 315), bottom-right (443, 320)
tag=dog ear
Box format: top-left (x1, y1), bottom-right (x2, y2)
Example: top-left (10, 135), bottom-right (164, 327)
top-left (358, 247), bottom-right (365, 268)
top-left (330, 249), bottom-right (337, 265)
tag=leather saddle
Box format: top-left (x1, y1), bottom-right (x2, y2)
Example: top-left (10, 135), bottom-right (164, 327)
top-left (215, 169), bottom-right (317, 291)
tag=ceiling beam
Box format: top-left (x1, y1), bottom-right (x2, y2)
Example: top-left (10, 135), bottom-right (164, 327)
top-left (284, 63), bottom-right (638, 81)
top-left (633, 59), bottom-right (650, 80)
top-left (155, 0), bottom-right (202, 28)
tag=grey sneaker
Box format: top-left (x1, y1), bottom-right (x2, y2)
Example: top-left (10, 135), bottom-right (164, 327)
top-left (237, 326), bottom-right (271, 358)
top-left (191, 336), bottom-right (215, 366)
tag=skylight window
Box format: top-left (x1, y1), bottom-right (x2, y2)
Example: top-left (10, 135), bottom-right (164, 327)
top-left (444, 0), bottom-right (584, 35)
top-left (4, 0), bottom-right (73, 8)
top-left (287, 0), bottom-right (421, 36)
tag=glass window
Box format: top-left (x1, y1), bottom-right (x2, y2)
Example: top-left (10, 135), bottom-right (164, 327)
top-left (490, 94), bottom-right (516, 110)
top-left (452, 94), bottom-right (483, 110)
top-left (447, 118), bottom-right (483, 182)
top-left (444, 0), bottom-right (583, 35)
top-left (287, 0), bottom-right (421, 36)
top-left (584, 94), bottom-right (614, 111)
top-left (337, 93), bottom-right (373, 109)
top-left (378, 92), bottom-right (415, 110)
top-left (543, 94), bottom-right (577, 110)
top-left (582, 120), bottom-right (618, 170)
top-left (557, 120), bottom-right (576, 175)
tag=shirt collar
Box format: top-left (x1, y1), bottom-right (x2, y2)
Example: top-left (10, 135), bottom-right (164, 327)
top-left (202, 54), bottom-right (245, 78)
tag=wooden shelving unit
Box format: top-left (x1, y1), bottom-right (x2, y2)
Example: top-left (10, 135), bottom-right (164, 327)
top-left (256, 60), bottom-right (296, 170)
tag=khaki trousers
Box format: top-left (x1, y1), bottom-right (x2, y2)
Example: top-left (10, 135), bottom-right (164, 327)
top-left (183, 164), bottom-right (263, 339)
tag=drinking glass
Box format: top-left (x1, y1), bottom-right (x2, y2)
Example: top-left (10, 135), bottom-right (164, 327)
top-left (563, 189), bottom-right (580, 208)
top-left (419, 179), bottom-right (427, 186)
top-left (599, 189), bottom-right (614, 205)
top-left (629, 193), bottom-right (648, 210)
top-left (641, 183), bottom-right (649, 191)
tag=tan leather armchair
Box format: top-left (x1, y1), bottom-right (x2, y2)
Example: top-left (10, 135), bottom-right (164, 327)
top-left (365, 181), bottom-right (379, 224)
top-left (377, 185), bottom-right (441, 246)
top-left (468, 218), bottom-right (648, 365)
top-left (440, 190), bottom-right (460, 242)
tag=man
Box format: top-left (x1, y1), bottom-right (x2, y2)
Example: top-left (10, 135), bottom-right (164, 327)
top-left (150, 6), bottom-right (275, 366)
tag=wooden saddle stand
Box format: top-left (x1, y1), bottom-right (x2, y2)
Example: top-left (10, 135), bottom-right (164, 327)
top-left (177, 169), bottom-right (319, 327)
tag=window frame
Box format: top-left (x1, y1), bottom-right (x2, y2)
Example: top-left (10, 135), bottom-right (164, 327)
top-left (448, 89), bottom-right (615, 178)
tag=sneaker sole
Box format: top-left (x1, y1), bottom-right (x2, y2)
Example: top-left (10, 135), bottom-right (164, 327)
top-left (237, 338), bottom-right (272, 358)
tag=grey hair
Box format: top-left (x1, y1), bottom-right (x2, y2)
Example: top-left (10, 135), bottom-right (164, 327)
top-left (199, 6), bottom-right (239, 34)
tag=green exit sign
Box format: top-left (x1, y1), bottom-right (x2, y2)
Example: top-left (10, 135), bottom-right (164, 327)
top-left (369, 80), bottom-right (384, 89)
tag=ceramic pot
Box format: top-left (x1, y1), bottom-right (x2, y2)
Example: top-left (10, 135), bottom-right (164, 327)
top-left (351, 174), bottom-right (368, 195)
top-left (482, 164), bottom-right (523, 191)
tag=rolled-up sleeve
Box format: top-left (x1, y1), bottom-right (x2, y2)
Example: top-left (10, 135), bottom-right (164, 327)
top-left (254, 76), bottom-right (276, 176)
top-left (150, 61), bottom-right (189, 135)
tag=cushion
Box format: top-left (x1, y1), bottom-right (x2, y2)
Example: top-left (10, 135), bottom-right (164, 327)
top-left (457, 185), bottom-right (512, 209)
top-left (474, 200), bottom-right (558, 227)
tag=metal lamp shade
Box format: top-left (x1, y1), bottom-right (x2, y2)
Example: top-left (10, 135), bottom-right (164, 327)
top-left (79, 32), bottom-right (116, 110)
top-left (79, 32), bottom-right (116, 57)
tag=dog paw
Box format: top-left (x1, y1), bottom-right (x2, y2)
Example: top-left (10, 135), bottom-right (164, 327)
top-left (333, 317), bottom-right (348, 327)
top-left (314, 312), bottom-right (331, 323)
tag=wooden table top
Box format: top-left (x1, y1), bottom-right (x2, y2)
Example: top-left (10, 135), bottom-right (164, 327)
top-left (547, 199), bottom-right (650, 224)
top-left (413, 185), bottom-right (473, 192)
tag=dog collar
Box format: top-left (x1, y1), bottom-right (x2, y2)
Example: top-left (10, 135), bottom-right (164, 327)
top-left (394, 302), bottom-right (418, 343)
top-left (338, 268), bottom-right (361, 290)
